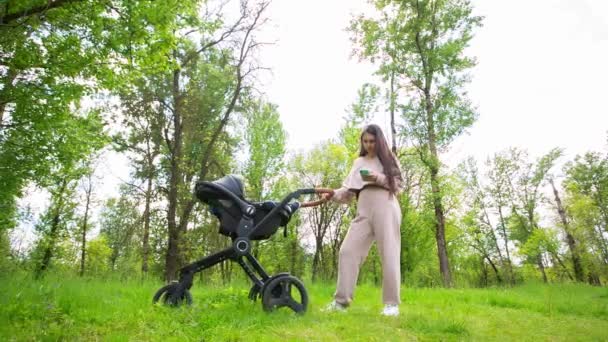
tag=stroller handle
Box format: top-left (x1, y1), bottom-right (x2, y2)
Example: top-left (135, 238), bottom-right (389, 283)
top-left (246, 188), bottom-right (334, 239)
top-left (299, 188), bottom-right (334, 208)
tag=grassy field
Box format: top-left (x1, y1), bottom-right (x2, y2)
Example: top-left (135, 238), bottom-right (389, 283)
top-left (1, 275), bottom-right (607, 341)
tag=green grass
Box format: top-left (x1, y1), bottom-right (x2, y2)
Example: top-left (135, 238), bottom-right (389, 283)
top-left (1, 276), bottom-right (607, 341)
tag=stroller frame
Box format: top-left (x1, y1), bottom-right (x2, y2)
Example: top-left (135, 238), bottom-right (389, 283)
top-left (153, 176), bottom-right (330, 314)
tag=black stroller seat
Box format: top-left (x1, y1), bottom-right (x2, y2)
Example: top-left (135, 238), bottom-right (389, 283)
top-left (153, 175), bottom-right (330, 314)
top-left (195, 175), bottom-right (297, 240)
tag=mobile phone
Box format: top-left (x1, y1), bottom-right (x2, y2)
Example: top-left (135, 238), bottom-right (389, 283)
top-left (359, 169), bottom-right (370, 176)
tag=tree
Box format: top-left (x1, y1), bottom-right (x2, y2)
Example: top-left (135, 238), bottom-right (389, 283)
top-left (153, 1), bottom-right (271, 281)
top-left (77, 164), bottom-right (98, 277)
top-left (1, 0), bottom-right (207, 232)
top-left (0, 1), bottom-right (86, 24)
top-left (114, 76), bottom-right (165, 277)
top-left (338, 83), bottom-right (379, 158)
top-left (22, 108), bottom-right (106, 278)
top-left (32, 173), bottom-right (77, 278)
top-left (500, 148), bottom-right (563, 282)
top-left (242, 99), bottom-right (287, 202)
top-left (1, 0), bottom-right (115, 228)
top-left (563, 151), bottom-right (608, 284)
top-left (240, 98), bottom-right (287, 262)
top-left (485, 153), bottom-right (519, 284)
top-left (564, 152), bottom-right (608, 237)
top-left (459, 157), bottom-right (508, 284)
top-left (98, 190), bottom-right (140, 273)
top-left (548, 177), bottom-right (584, 282)
top-left (85, 235), bottom-right (112, 276)
top-left (350, 0), bottom-right (483, 286)
top-left (0, 229), bottom-right (11, 273)
top-left (292, 142), bottom-right (351, 282)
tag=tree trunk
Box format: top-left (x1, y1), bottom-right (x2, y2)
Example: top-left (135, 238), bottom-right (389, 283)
top-left (37, 213), bottom-right (60, 278)
top-left (36, 179), bottom-right (68, 278)
top-left (389, 71), bottom-right (397, 154)
top-left (79, 176), bottom-right (92, 277)
top-left (165, 66), bottom-right (184, 282)
top-left (551, 252), bottom-right (574, 281)
top-left (0, 0), bottom-right (84, 23)
top-left (482, 207), bottom-right (506, 282)
top-left (162, 6), bottom-right (266, 280)
top-left (312, 237), bottom-right (322, 282)
top-left (527, 208), bottom-right (548, 283)
top-left (588, 272), bottom-right (601, 286)
top-left (484, 254), bottom-right (502, 284)
top-left (430, 166), bottom-right (451, 287)
top-left (497, 206), bottom-right (514, 284)
top-left (594, 224), bottom-right (608, 265)
top-left (549, 179), bottom-right (584, 282)
top-left (142, 172), bottom-right (152, 276)
top-left (595, 192), bottom-right (608, 234)
top-left (423, 77), bottom-right (452, 286)
top-left (537, 254), bottom-right (548, 283)
top-left (290, 236), bottom-right (298, 277)
top-left (0, 68), bottom-right (17, 127)
top-left (479, 257), bottom-right (488, 287)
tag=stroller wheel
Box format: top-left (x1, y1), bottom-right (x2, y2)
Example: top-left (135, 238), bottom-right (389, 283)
top-left (153, 283), bottom-right (193, 306)
top-left (261, 275), bottom-right (308, 314)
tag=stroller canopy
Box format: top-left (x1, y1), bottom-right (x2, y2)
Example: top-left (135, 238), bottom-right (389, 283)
top-left (196, 174), bottom-right (245, 203)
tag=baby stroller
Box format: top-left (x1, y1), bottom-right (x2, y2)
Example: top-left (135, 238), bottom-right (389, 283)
top-left (152, 175), bottom-right (332, 314)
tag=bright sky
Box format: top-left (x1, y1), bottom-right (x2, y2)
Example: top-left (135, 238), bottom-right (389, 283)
top-left (86, 0), bottom-right (607, 201)
top-left (257, 0), bottom-right (608, 167)
top-left (11, 0), bottom-right (608, 250)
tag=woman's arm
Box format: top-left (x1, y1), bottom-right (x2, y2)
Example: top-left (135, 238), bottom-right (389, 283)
top-left (326, 158), bottom-right (361, 204)
top-left (373, 170), bottom-right (403, 193)
top-left (374, 172), bottom-right (389, 188)
top-left (330, 187), bottom-right (355, 204)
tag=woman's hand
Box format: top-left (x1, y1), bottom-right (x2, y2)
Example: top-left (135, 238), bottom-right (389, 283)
top-left (362, 171), bottom-right (378, 182)
top-left (322, 190), bottom-right (335, 201)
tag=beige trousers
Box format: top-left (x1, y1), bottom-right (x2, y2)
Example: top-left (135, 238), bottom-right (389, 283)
top-left (334, 186), bottom-right (402, 306)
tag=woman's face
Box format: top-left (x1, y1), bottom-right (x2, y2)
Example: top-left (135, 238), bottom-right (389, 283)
top-left (362, 132), bottom-right (376, 156)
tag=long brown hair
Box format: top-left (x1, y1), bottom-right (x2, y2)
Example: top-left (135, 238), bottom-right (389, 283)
top-left (359, 124), bottom-right (402, 194)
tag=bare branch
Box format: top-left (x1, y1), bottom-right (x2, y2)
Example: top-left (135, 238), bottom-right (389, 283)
top-left (0, 0), bottom-right (84, 24)
top-left (180, 5), bottom-right (249, 68)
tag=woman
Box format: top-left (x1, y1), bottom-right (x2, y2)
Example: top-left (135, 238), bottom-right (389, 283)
top-left (323, 124), bottom-right (403, 316)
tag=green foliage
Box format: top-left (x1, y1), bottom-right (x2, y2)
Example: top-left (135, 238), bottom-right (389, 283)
top-left (339, 83), bottom-right (379, 158)
top-left (292, 141), bottom-right (352, 189)
top-left (98, 190), bottom-right (141, 273)
top-left (350, 0), bottom-right (483, 287)
top-left (242, 99), bottom-right (287, 201)
top-left (350, 0), bottom-right (482, 150)
top-left (290, 141), bottom-right (352, 282)
top-left (563, 150), bottom-right (608, 283)
top-left (0, 0), bottom-right (129, 228)
top-left (85, 235), bottom-right (113, 276)
top-left (0, 229), bottom-right (13, 273)
top-left (518, 229), bottom-right (558, 263)
top-left (564, 151), bottom-right (608, 231)
top-left (29, 166), bottom-right (95, 277)
top-left (3, 0), bottom-right (608, 293)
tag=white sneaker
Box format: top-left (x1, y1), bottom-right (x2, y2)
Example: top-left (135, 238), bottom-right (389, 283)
top-left (322, 300), bottom-right (346, 312)
top-left (381, 304), bottom-right (399, 316)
